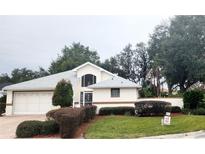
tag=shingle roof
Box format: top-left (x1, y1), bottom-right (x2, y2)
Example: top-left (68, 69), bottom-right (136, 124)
top-left (3, 70), bottom-right (77, 91)
top-left (88, 76), bottom-right (141, 89)
top-left (0, 82), bottom-right (13, 90)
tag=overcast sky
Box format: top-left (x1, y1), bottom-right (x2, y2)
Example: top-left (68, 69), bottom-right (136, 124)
top-left (0, 15), bottom-right (169, 74)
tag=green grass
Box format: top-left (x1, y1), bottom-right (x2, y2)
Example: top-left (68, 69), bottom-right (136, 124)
top-left (85, 115), bottom-right (205, 139)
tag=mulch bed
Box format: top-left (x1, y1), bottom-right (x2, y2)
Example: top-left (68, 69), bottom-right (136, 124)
top-left (171, 113), bottom-right (184, 116)
top-left (32, 116), bottom-right (104, 139)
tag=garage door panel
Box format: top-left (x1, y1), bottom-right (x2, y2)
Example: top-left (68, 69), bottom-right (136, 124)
top-left (13, 91), bottom-right (54, 115)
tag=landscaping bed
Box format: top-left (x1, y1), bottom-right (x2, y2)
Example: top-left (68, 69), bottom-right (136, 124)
top-left (85, 115), bottom-right (205, 139)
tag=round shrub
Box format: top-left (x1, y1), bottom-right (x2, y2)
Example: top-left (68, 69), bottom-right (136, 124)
top-left (134, 101), bottom-right (171, 116)
top-left (16, 120), bottom-right (60, 138)
top-left (40, 120), bottom-right (59, 135)
top-left (183, 90), bottom-right (204, 109)
top-left (16, 120), bottom-right (42, 138)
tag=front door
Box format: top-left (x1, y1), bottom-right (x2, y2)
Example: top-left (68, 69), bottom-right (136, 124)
top-left (80, 92), bottom-right (93, 105)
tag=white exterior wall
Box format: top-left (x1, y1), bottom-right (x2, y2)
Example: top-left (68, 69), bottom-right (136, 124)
top-left (93, 88), bottom-right (138, 103)
top-left (137, 98), bottom-right (183, 108)
top-left (74, 65), bottom-right (113, 103)
top-left (5, 91), bottom-right (13, 115)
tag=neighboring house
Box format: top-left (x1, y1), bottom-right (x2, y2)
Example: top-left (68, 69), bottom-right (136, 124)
top-left (3, 62), bottom-right (140, 115)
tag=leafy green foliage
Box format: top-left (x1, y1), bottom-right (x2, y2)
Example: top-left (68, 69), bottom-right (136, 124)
top-left (183, 90), bottom-right (204, 109)
top-left (148, 16), bottom-right (205, 92)
top-left (99, 107), bottom-right (135, 116)
top-left (0, 67), bottom-right (49, 84)
top-left (52, 79), bottom-right (73, 108)
top-left (16, 120), bottom-right (59, 138)
top-left (0, 95), bottom-right (6, 116)
top-left (138, 81), bottom-right (157, 98)
top-left (101, 42), bottom-right (150, 83)
top-left (191, 108), bottom-right (205, 115)
top-left (134, 101), bottom-right (171, 116)
top-left (49, 42), bottom-right (100, 74)
top-left (170, 106), bottom-right (182, 113)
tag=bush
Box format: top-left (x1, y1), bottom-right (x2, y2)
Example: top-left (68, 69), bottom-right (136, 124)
top-left (99, 107), bottom-right (135, 116)
top-left (134, 101), bottom-right (171, 116)
top-left (40, 120), bottom-right (59, 135)
top-left (16, 120), bottom-right (59, 138)
top-left (183, 90), bottom-right (204, 109)
top-left (52, 79), bottom-right (73, 108)
top-left (59, 113), bottom-right (82, 138)
top-left (0, 95), bottom-right (6, 116)
top-left (192, 108), bottom-right (205, 115)
top-left (16, 120), bottom-right (43, 138)
top-left (46, 106), bottom-right (97, 138)
top-left (181, 108), bottom-right (191, 114)
top-left (83, 105), bottom-right (97, 122)
top-left (171, 106), bottom-right (182, 113)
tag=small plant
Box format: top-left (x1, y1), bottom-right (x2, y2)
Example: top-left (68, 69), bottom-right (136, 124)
top-left (52, 79), bottom-right (73, 108)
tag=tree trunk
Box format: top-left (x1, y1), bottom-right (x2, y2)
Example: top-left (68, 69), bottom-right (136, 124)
top-left (167, 83), bottom-right (173, 95)
top-left (156, 67), bottom-right (160, 97)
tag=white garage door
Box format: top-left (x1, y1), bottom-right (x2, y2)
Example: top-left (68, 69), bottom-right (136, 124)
top-left (13, 91), bottom-right (54, 115)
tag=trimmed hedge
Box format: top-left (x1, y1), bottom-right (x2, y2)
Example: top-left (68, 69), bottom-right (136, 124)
top-left (16, 120), bottom-right (59, 138)
top-left (40, 120), bottom-right (59, 135)
top-left (192, 108), bottom-right (205, 115)
top-left (183, 90), bottom-right (204, 109)
top-left (134, 101), bottom-right (171, 116)
top-left (46, 106), bottom-right (97, 138)
top-left (99, 107), bottom-right (135, 116)
top-left (83, 105), bottom-right (97, 122)
top-left (171, 106), bottom-right (182, 113)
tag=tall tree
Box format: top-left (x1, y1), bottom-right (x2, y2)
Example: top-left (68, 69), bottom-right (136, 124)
top-left (135, 42), bottom-right (150, 83)
top-left (49, 42), bottom-right (100, 74)
top-left (148, 15), bottom-right (205, 92)
top-left (100, 56), bottom-right (126, 78)
top-left (0, 67), bottom-right (49, 84)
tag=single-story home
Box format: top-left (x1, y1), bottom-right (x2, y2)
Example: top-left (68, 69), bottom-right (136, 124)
top-left (3, 62), bottom-right (141, 115)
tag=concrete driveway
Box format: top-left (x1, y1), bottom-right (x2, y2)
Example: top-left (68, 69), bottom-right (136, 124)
top-left (0, 115), bottom-right (46, 139)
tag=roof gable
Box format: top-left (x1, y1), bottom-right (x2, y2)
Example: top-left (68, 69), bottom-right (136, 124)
top-left (72, 62), bottom-right (115, 76)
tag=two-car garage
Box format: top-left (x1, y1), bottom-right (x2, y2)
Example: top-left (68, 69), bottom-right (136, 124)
top-left (13, 91), bottom-right (54, 115)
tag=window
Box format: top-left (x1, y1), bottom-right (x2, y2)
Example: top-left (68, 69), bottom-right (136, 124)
top-left (80, 92), bottom-right (83, 103)
top-left (81, 74), bottom-right (96, 87)
top-left (111, 88), bottom-right (120, 97)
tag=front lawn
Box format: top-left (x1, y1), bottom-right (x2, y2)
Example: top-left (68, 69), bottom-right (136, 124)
top-left (85, 115), bottom-right (205, 139)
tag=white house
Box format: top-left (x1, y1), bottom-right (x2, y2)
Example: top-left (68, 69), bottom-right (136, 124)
top-left (3, 62), bottom-right (141, 115)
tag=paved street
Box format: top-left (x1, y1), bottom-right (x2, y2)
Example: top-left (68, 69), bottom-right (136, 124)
top-left (142, 130), bottom-right (205, 139)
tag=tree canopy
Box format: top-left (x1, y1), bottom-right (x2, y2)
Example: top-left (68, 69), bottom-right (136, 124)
top-left (49, 42), bottom-right (100, 74)
top-left (148, 15), bottom-right (205, 92)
